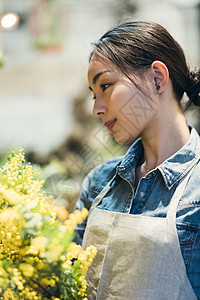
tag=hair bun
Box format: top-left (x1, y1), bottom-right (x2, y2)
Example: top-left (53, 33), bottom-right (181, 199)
top-left (186, 68), bottom-right (200, 106)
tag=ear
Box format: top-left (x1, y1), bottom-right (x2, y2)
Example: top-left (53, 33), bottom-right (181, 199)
top-left (151, 61), bottom-right (169, 93)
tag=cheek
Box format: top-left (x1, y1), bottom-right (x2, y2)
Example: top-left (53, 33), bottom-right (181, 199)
top-left (109, 84), bottom-right (137, 111)
top-left (113, 86), bottom-right (158, 134)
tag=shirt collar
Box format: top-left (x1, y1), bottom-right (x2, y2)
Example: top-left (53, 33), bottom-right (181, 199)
top-left (118, 126), bottom-right (200, 189)
top-left (158, 126), bottom-right (200, 189)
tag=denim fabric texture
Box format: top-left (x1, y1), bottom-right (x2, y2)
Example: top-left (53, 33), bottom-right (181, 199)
top-left (74, 126), bottom-right (200, 299)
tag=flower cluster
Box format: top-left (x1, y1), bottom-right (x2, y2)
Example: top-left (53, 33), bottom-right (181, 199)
top-left (0, 149), bottom-right (97, 299)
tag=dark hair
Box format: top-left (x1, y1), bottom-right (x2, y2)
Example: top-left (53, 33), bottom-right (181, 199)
top-left (90, 21), bottom-right (200, 106)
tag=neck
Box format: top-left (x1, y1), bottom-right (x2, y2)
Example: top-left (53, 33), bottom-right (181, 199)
top-left (140, 104), bottom-right (190, 172)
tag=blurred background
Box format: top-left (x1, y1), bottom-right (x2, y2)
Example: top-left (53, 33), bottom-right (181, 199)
top-left (0, 0), bottom-right (200, 213)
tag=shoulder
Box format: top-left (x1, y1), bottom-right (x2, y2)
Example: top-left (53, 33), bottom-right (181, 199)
top-left (76, 137), bottom-right (142, 210)
top-left (85, 156), bottom-right (123, 194)
top-left (74, 156), bottom-right (123, 212)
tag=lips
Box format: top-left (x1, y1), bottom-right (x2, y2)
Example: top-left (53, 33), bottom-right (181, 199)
top-left (104, 118), bottom-right (117, 131)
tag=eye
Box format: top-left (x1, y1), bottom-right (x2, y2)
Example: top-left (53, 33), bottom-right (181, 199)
top-left (100, 84), bottom-right (110, 91)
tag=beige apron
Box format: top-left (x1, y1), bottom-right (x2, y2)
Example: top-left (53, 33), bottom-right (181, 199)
top-left (82, 168), bottom-right (197, 300)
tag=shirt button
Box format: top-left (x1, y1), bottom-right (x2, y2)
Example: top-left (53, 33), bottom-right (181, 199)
top-left (119, 166), bottom-right (126, 171)
top-left (140, 192), bottom-right (145, 198)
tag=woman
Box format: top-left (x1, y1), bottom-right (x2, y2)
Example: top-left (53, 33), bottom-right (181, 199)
top-left (74, 21), bottom-right (200, 299)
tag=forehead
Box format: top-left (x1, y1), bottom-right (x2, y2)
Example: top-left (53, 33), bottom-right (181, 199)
top-left (88, 54), bottom-right (119, 80)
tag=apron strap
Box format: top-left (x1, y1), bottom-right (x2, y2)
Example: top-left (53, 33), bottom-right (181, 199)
top-left (166, 164), bottom-right (196, 222)
top-left (88, 178), bottom-right (114, 217)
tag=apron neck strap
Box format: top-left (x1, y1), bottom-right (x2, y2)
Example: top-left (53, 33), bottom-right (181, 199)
top-left (88, 179), bottom-right (114, 216)
top-left (166, 165), bottom-right (196, 221)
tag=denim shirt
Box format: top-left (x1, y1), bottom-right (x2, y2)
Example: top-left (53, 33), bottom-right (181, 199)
top-left (74, 126), bottom-right (200, 299)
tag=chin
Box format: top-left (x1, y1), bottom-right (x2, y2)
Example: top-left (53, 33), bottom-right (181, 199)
top-left (113, 132), bottom-right (136, 145)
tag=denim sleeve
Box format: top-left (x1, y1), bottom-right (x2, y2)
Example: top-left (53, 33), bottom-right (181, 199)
top-left (72, 168), bottom-right (98, 245)
top-left (73, 157), bottom-right (122, 245)
top-left (177, 165), bottom-right (200, 299)
top-left (187, 228), bottom-right (200, 299)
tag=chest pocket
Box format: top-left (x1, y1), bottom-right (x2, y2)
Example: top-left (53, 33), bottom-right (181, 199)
top-left (177, 222), bottom-right (199, 267)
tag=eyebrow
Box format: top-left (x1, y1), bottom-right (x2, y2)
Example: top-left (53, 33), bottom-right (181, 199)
top-left (92, 70), bottom-right (111, 85)
top-left (88, 70), bottom-right (111, 91)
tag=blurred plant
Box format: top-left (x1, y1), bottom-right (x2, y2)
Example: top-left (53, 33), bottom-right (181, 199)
top-left (41, 156), bottom-right (81, 214)
top-left (0, 56), bottom-right (3, 68)
top-left (0, 149), bottom-right (97, 299)
top-left (29, 0), bottom-right (68, 51)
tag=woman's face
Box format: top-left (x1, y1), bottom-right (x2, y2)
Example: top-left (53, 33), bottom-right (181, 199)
top-left (88, 54), bottom-right (158, 144)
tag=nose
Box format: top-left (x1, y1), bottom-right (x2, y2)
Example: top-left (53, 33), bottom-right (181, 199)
top-left (93, 99), bottom-right (107, 117)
